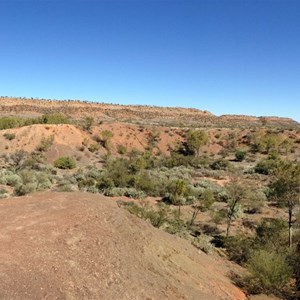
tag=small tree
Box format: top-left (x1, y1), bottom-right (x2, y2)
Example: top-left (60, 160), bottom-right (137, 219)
top-left (225, 174), bottom-right (247, 238)
top-left (270, 161), bottom-right (300, 247)
top-left (189, 189), bottom-right (215, 227)
top-left (186, 129), bottom-right (208, 156)
top-left (82, 117), bottom-right (94, 131)
top-left (251, 132), bottom-right (282, 154)
top-left (171, 179), bottom-right (187, 218)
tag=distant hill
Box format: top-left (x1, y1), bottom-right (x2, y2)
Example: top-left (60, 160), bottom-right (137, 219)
top-left (0, 96), bottom-right (299, 128)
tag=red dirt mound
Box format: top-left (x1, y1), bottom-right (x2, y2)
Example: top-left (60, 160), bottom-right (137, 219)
top-left (0, 192), bottom-right (245, 300)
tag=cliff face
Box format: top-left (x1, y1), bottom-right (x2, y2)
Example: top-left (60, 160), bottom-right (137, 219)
top-left (0, 97), bottom-right (298, 128)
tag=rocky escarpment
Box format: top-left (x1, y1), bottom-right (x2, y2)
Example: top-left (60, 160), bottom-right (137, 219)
top-left (0, 97), bottom-right (298, 128)
top-left (219, 114), bottom-right (299, 128)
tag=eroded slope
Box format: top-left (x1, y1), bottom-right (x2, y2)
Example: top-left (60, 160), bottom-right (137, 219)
top-left (0, 192), bottom-right (245, 300)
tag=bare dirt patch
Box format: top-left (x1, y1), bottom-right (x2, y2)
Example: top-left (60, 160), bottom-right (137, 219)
top-left (0, 192), bottom-right (245, 300)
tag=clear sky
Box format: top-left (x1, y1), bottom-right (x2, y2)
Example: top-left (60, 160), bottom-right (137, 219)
top-left (0, 0), bottom-right (299, 121)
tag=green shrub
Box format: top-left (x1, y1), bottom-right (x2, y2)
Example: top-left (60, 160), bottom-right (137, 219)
top-left (117, 144), bottom-right (127, 155)
top-left (211, 209), bottom-right (227, 225)
top-left (0, 187), bottom-right (9, 198)
top-left (85, 186), bottom-right (98, 193)
top-left (36, 135), bottom-right (54, 152)
top-left (164, 214), bottom-right (187, 235)
top-left (78, 178), bottom-right (96, 189)
top-left (210, 159), bottom-right (231, 170)
top-left (96, 177), bottom-right (114, 191)
top-left (5, 174), bottom-right (22, 187)
top-left (254, 158), bottom-right (282, 175)
top-left (243, 250), bottom-right (292, 294)
top-left (54, 156), bottom-right (76, 169)
top-left (123, 188), bottom-right (146, 199)
top-left (104, 158), bottom-right (134, 188)
top-left (0, 170), bottom-right (12, 185)
top-left (146, 131), bottom-right (161, 149)
top-left (10, 150), bottom-right (27, 168)
top-left (36, 172), bottom-right (52, 190)
top-left (161, 153), bottom-right (209, 168)
top-left (82, 117), bottom-right (94, 131)
top-left (41, 113), bottom-right (69, 124)
top-left (85, 167), bottom-right (103, 179)
top-left (235, 150), bottom-right (246, 162)
top-left (135, 172), bottom-right (158, 195)
top-left (58, 184), bottom-right (77, 192)
top-left (148, 203), bottom-right (170, 228)
top-left (104, 187), bottom-right (145, 199)
top-left (244, 189), bottom-right (266, 214)
top-left (21, 154), bottom-right (51, 172)
top-left (101, 130), bottom-right (114, 150)
top-left (135, 169), bottom-right (190, 197)
top-left (3, 133), bottom-right (16, 140)
top-left (254, 219), bottom-right (288, 252)
top-left (104, 187), bottom-right (128, 197)
top-left (88, 143), bottom-right (100, 153)
top-left (123, 201), bottom-right (169, 228)
top-left (0, 188), bottom-right (7, 195)
top-left (192, 234), bottom-right (214, 254)
top-left (0, 117), bottom-right (22, 130)
top-left (13, 170), bottom-right (39, 196)
top-left (14, 170), bottom-right (52, 196)
top-left (14, 183), bottom-right (37, 196)
top-left (216, 190), bottom-right (229, 202)
top-left (225, 235), bottom-right (254, 265)
top-left (200, 189), bottom-right (215, 211)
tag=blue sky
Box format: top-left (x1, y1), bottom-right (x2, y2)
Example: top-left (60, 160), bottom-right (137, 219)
top-left (1, 0), bottom-right (300, 121)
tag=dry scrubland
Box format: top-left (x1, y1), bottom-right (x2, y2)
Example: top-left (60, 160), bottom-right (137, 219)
top-left (0, 97), bottom-right (300, 299)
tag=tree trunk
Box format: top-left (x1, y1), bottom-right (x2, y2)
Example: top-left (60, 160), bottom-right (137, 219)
top-left (288, 201), bottom-right (293, 248)
top-left (226, 215), bottom-right (233, 239)
top-left (226, 200), bottom-right (237, 239)
top-left (189, 207), bottom-right (200, 228)
top-left (296, 242), bottom-right (300, 292)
